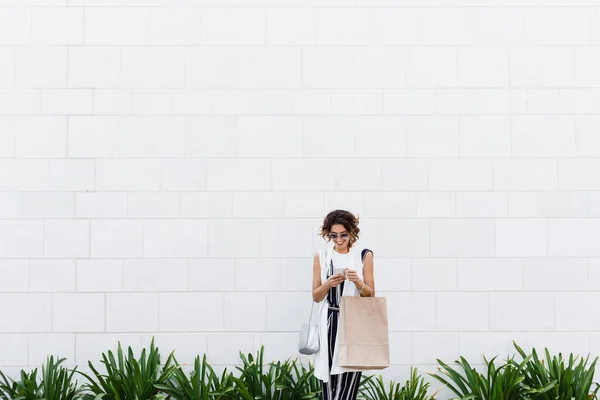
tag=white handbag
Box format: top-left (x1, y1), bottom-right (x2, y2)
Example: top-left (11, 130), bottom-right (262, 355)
top-left (298, 301), bottom-right (320, 355)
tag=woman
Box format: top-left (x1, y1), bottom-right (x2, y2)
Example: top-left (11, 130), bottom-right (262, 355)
top-left (312, 210), bottom-right (375, 400)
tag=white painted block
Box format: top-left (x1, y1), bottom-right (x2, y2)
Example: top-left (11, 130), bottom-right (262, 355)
top-left (22, 192), bottom-right (74, 218)
top-left (285, 192), bottom-right (324, 218)
top-left (75, 193), bottom-right (127, 218)
top-left (0, 193), bottom-right (20, 218)
top-left (429, 159), bottom-right (493, 191)
top-left (0, 260), bottom-right (29, 292)
top-left (373, 258), bottom-right (411, 292)
top-left (559, 89), bottom-right (600, 114)
top-left (458, 259), bottom-right (522, 291)
top-left (128, 193), bottom-right (180, 218)
top-left (525, 8), bottom-right (589, 45)
top-left (507, 192), bottom-right (539, 217)
top-left (302, 116), bottom-right (355, 158)
top-left (41, 89), bottom-right (93, 115)
top-left (161, 160), bottom-right (206, 191)
top-left (280, 258), bottom-right (313, 292)
top-left (456, 192), bottom-right (506, 218)
top-left (184, 116), bottom-right (237, 158)
top-left (548, 219), bottom-right (600, 257)
top-left (539, 191), bottom-right (589, 217)
top-left (459, 116), bottom-right (511, 157)
top-left (189, 259), bottom-right (234, 292)
top-left (378, 219), bottom-right (429, 257)
top-left (458, 48), bottom-right (509, 87)
top-left (406, 117), bottom-right (458, 157)
top-left (494, 159), bottom-right (558, 190)
top-left (28, 334), bottom-right (75, 366)
top-left (523, 258), bottom-right (587, 291)
top-left (560, 159), bottom-right (600, 190)
top-left (302, 47), bottom-right (354, 88)
top-left (106, 293), bottom-right (158, 332)
top-left (120, 117), bottom-right (184, 157)
top-left (15, 116), bottom-right (67, 158)
top-left (556, 293), bottom-right (600, 331)
top-left (495, 219), bottom-right (547, 257)
top-left (181, 193), bottom-right (232, 218)
top-left (16, 47), bottom-right (67, 88)
top-left (207, 160), bottom-right (270, 191)
top-left (459, 332), bottom-right (526, 363)
top-left (355, 116), bottom-right (406, 157)
top-left (44, 220), bottom-right (89, 258)
top-left (354, 47), bottom-right (405, 88)
top-left (0, 294), bottom-right (52, 333)
top-left (233, 193), bottom-right (285, 218)
top-left (76, 260), bottom-right (122, 292)
top-left (123, 259), bottom-right (188, 292)
top-left (224, 293), bottom-right (266, 331)
top-left (386, 292), bottom-right (437, 331)
top-left (512, 116), bottom-right (576, 157)
top-left (0, 8), bottom-right (30, 45)
top-left (523, 332), bottom-right (591, 360)
top-left (85, 8), bottom-right (149, 45)
top-left (49, 160), bottom-right (95, 191)
top-left (237, 48), bottom-right (302, 88)
top-left (335, 159), bottom-right (382, 191)
top-left (202, 8), bottom-right (265, 45)
top-left (266, 292), bottom-right (307, 331)
top-left (31, 8), bottom-right (83, 45)
top-left (132, 90), bottom-right (173, 115)
top-left (324, 192), bottom-right (363, 216)
top-left (261, 219), bottom-right (314, 258)
top-left (93, 90), bottom-right (133, 115)
top-left (206, 333), bottom-right (254, 365)
top-left (431, 219), bottom-right (494, 257)
top-left (0, 89), bottom-right (41, 115)
top-left (510, 47), bottom-right (573, 87)
top-left (0, 160), bottom-right (48, 191)
top-left (0, 49), bottom-right (15, 88)
top-left (75, 333), bottom-right (142, 366)
top-left (254, 332), bottom-right (299, 363)
top-left (266, 8), bottom-right (317, 45)
top-left (235, 258), bottom-right (280, 291)
top-left (438, 293), bottom-right (489, 331)
top-left (159, 293), bottom-right (223, 331)
top-left (208, 219), bottom-right (261, 258)
top-left (331, 89), bottom-right (383, 115)
top-left (68, 47), bottom-right (120, 88)
top-left (185, 47), bottom-right (239, 88)
top-left (0, 335), bottom-right (28, 366)
top-left (412, 259), bottom-right (457, 291)
top-left (422, 8), bottom-right (472, 45)
top-left (91, 220), bottom-right (143, 258)
top-left (30, 260), bottom-right (76, 292)
top-left (382, 159), bottom-right (428, 191)
top-left (149, 7), bottom-right (202, 46)
top-left (143, 219), bottom-right (208, 258)
top-left (490, 293), bottom-right (554, 331)
top-left (406, 48), bottom-right (457, 88)
top-left (413, 332), bottom-right (459, 365)
top-left (364, 192), bottom-right (416, 218)
top-left (291, 90), bottom-right (330, 114)
top-left (385, 89), bottom-right (434, 115)
top-left (53, 293), bottom-right (104, 332)
top-left (237, 116), bottom-right (302, 158)
top-left (576, 116), bottom-right (600, 157)
top-left (0, 220), bottom-right (44, 258)
top-left (121, 47), bottom-right (184, 89)
top-left (96, 160), bottom-right (162, 191)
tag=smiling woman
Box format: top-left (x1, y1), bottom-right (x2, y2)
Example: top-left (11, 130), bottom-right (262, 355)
top-left (310, 209), bottom-right (375, 400)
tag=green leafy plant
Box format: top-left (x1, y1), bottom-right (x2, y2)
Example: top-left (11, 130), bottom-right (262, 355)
top-left (232, 346), bottom-right (280, 400)
top-left (429, 353), bottom-right (554, 400)
top-left (360, 367), bottom-right (437, 400)
top-left (273, 357), bottom-right (321, 400)
top-left (0, 356), bottom-right (83, 400)
top-left (513, 341), bottom-right (600, 400)
top-left (79, 338), bottom-right (178, 400)
top-left (156, 354), bottom-right (237, 400)
top-left (0, 368), bottom-right (40, 400)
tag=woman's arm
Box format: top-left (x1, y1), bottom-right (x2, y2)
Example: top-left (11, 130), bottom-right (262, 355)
top-left (356, 251), bottom-right (375, 297)
top-left (312, 252), bottom-right (344, 302)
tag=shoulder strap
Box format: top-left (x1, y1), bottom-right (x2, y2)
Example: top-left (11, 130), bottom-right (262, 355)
top-left (361, 248), bottom-right (372, 263)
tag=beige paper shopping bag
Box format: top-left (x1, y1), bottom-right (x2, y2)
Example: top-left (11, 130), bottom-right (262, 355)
top-left (337, 296), bottom-right (390, 370)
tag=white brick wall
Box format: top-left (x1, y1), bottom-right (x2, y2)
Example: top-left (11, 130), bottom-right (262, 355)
top-left (2, 0), bottom-right (600, 394)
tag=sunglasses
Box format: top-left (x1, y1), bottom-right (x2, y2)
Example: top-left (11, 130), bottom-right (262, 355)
top-left (328, 233), bottom-right (349, 241)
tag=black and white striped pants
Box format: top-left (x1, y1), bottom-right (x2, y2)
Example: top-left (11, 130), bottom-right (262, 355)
top-left (321, 308), bottom-right (362, 400)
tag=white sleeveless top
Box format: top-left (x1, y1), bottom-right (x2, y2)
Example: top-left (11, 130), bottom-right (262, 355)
top-left (313, 246), bottom-right (366, 382)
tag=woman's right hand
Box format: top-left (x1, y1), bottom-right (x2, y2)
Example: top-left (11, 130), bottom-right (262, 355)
top-left (325, 274), bottom-right (345, 289)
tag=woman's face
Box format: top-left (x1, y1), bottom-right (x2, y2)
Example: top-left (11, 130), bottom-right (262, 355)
top-left (329, 224), bottom-right (350, 251)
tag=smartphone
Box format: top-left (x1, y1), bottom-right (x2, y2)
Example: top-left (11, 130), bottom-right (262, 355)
top-left (333, 267), bottom-right (346, 276)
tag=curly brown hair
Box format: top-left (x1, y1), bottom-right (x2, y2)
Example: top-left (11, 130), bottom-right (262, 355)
top-left (319, 209), bottom-right (360, 248)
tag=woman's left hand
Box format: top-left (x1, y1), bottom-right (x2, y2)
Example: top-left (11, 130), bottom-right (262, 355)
top-left (345, 269), bottom-right (360, 283)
